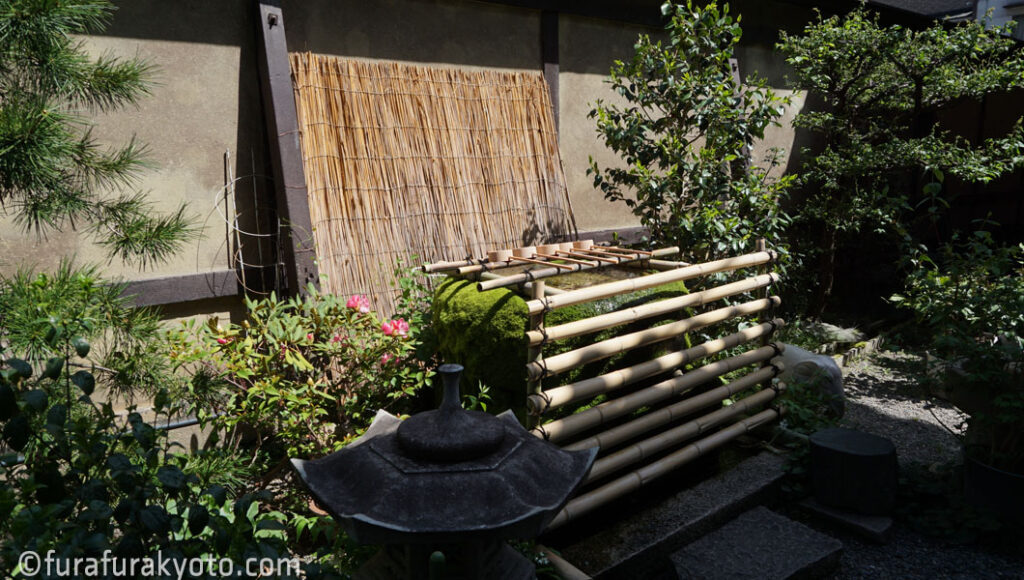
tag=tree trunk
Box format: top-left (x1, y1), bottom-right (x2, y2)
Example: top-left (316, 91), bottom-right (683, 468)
top-left (810, 225), bottom-right (838, 318)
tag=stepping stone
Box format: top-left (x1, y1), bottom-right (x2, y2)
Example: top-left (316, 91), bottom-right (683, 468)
top-left (671, 507), bottom-right (843, 580)
top-left (798, 497), bottom-right (893, 544)
top-left (809, 427), bottom-right (897, 515)
top-left (553, 452), bottom-right (786, 579)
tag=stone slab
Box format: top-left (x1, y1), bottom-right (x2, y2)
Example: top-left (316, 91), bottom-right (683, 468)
top-left (798, 497), bottom-right (893, 544)
top-left (555, 452), bottom-right (786, 579)
top-left (671, 507), bottom-right (843, 580)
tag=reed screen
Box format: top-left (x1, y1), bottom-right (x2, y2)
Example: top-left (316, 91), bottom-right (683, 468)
top-left (290, 53), bottom-right (575, 313)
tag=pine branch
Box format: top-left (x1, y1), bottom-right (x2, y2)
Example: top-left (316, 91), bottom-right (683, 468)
top-left (0, 0), bottom-right (195, 267)
top-left (91, 195), bottom-right (199, 268)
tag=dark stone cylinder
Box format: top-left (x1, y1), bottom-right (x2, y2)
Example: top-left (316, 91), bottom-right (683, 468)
top-left (809, 427), bottom-right (897, 515)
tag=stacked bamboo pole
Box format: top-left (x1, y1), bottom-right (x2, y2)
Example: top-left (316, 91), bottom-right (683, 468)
top-left (534, 344), bottom-right (781, 444)
top-left (526, 296), bottom-right (781, 381)
top-left (290, 53), bottom-right (575, 314)
top-left (581, 382), bottom-right (782, 482)
top-left (525, 250), bottom-right (776, 315)
top-left (518, 244), bottom-right (787, 529)
top-left (526, 273), bottom-right (779, 346)
top-left (565, 365), bottom-right (781, 455)
top-left (546, 407), bottom-right (782, 529)
top-left (527, 319), bottom-right (783, 414)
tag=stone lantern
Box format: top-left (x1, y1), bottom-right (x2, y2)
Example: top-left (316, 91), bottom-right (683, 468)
top-left (292, 364), bottom-right (597, 579)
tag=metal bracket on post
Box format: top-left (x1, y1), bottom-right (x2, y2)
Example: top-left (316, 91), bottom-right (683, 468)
top-left (255, 0), bottom-right (319, 296)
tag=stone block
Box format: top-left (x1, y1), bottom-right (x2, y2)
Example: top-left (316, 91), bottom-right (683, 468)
top-left (809, 427), bottom-right (897, 515)
top-left (671, 507), bottom-right (843, 580)
top-left (798, 497), bottom-right (893, 544)
top-left (554, 452), bottom-right (786, 579)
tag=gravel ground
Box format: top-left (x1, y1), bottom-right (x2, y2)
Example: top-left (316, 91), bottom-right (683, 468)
top-left (840, 350), bottom-right (967, 468)
top-left (812, 350), bottom-right (1024, 579)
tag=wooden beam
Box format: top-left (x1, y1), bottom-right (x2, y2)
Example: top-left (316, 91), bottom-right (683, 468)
top-left (255, 0), bottom-right (319, 296)
top-left (542, 10), bottom-right (559, 133)
top-left (121, 270), bottom-right (241, 307)
top-left (472, 0), bottom-right (664, 27)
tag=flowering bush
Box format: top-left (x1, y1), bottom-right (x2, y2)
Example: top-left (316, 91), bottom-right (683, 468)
top-left (170, 285), bottom-right (432, 458)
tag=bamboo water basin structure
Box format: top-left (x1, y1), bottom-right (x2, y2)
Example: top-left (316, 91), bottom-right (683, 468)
top-left (424, 241), bottom-right (788, 530)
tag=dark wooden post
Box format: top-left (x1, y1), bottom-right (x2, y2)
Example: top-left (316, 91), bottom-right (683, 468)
top-left (542, 10), bottom-right (559, 134)
top-left (729, 58), bottom-right (751, 172)
top-left (255, 0), bottom-right (319, 296)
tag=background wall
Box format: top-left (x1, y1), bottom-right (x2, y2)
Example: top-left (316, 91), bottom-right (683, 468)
top-left (0, 0), bottom-right (822, 315)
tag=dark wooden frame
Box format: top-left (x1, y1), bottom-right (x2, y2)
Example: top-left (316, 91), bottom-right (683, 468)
top-left (122, 270), bottom-right (240, 307)
top-left (255, 0), bottom-right (319, 296)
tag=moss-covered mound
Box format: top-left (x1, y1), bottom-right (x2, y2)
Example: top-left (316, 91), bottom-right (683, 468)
top-left (432, 276), bottom-right (690, 417)
top-left (432, 279), bottom-right (530, 413)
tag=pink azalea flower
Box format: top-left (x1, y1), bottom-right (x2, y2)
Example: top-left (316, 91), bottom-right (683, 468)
top-left (306, 333), bottom-right (314, 341)
top-left (216, 337), bottom-right (230, 345)
top-left (331, 334), bottom-right (342, 343)
top-left (346, 294), bottom-right (370, 314)
top-left (381, 321), bottom-right (395, 336)
top-left (393, 318), bottom-right (410, 338)
top-left (380, 353), bottom-right (393, 365)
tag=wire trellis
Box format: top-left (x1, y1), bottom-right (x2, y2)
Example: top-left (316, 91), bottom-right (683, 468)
top-left (212, 150), bottom-right (281, 296)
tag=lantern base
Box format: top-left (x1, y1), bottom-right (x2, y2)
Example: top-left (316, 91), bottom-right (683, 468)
top-left (356, 540), bottom-right (534, 580)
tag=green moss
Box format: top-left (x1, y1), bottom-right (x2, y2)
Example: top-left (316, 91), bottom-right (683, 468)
top-left (432, 279), bottom-right (529, 413)
top-left (432, 277), bottom-right (693, 418)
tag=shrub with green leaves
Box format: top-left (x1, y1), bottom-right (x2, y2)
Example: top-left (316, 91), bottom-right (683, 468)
top-left (0, 330), bottom-right (298, 578)
top-left (171, 285), bottom-right (432, 459)
top-left (0, 261), bottom-right (179, 403)
top-left (891, 232), bottom-right (1024, 471)
top-left (589, 0), bottom-right (792, 265)
top-left (777, 7), bottom-right (1024, 314)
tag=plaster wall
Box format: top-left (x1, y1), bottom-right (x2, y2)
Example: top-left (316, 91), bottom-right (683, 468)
top-left (0, 0), bottom-right (815, 300)
top-left (0, 0), bottom-right (266, 292)
top-left (558, 14), bottom-right (654, 232)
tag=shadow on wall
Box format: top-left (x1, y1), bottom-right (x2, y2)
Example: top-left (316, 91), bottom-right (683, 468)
top-left (519, 208), bottom-right (578, 246)
top-left (102, 0), bottom-right (278, 290)
top-left (280, 0), bottom-right (542, 70)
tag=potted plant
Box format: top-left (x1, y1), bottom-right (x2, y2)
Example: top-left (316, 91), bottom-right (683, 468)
top-left (892, 232), bottom-right (1024, 521)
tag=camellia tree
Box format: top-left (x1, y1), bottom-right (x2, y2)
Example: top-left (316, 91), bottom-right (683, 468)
top-left (0, 0), bottom-right (194, 266)
top-left (777, 8), bottom-right (1024, 315)
top-left (589, 1), bottom-right (792, 266)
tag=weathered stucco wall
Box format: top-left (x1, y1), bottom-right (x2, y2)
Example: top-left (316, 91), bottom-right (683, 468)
top-left (0, 0), bottom-right (267, 293)
top-left (558, 14), bottom-right (656, 232)
top-left (0, 0), bottom-right (817, 311)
